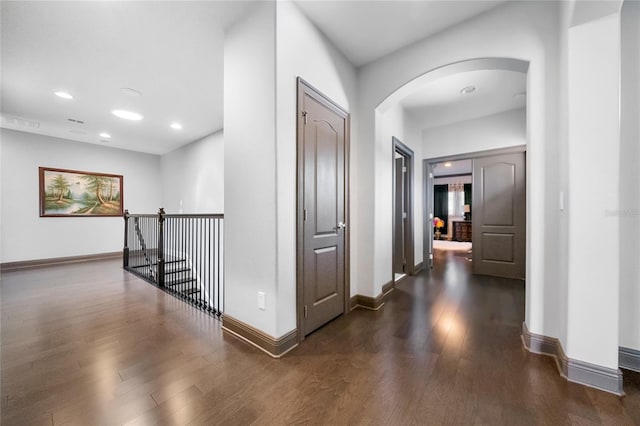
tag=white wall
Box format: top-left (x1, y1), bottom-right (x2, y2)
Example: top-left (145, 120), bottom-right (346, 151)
top-left (357, 0), bottom-right (563, 344)
top-left (224, 1), bottom-right (278, 336)
top-left (0, 128), bottom-right (161, 263)
top-left (619, 0), bottom-right (640, 351)
top-left (404, 111), bottom-right (424, 270)
top-left (224, 1), bottom-right (357, 338)
top-left (566, 12), bottom-right (621, 369)
top-left (421, 108), bottom-right (526, 158)
top-left (434, 176), bottom-right (472, 185)
top-left (375, 103), bottom-right (423, 284)
top-left (275, 1), bottom-right (357, 335)
top-left (160, 130), bottom-right (224, 214)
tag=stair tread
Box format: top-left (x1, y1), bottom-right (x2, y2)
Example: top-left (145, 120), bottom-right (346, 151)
top-left (164, 267), bottom-right (191, 274)
top-left (165, 277), bottom-right (197, 286)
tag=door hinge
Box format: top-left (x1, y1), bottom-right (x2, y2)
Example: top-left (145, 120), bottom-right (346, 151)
top-left (402, 166), bottom-right (407, 173)
top-left (403, 212), bottom-right (407, 219)
top-left (304, 305), bottom-right (308, 318)
top-left (304, 209), bottom-right (307, 221)
top-left (302, 111), bottom-right (308, 124)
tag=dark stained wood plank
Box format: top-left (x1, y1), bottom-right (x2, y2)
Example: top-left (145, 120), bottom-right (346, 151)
top-left (1, 254), bottom-right (638, 425)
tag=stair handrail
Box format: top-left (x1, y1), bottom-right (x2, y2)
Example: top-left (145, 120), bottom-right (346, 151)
top-left (157, 208), bottom-right (165, 288)
top-left (134, 216), bottom-right (156, 281)
top-left (123, 208), bottom-right (224, 317)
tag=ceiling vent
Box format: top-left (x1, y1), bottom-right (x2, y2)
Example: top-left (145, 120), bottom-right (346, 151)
top-left (1, 115), bottom-right (40, 128)
top-left (67, 118), bottom-right (85, 124)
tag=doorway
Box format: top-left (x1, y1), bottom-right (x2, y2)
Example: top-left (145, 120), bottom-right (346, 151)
top-left (424, 147), bottom-right (526, 280)
top-left (393, 137), bottom-right (414, 283)
top-left (431, 159), bottom-right (473, 258)
top-left (296, 78), bottom-right (350, 339)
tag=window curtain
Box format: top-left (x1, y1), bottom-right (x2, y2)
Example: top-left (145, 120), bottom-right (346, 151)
top-left (433, 184), bottom-right (449, 234)
top-left (464, 183), bottom-right (472, 220)
top-left (449, 183), bottom-right (465, 218)
top-left (464, 183), bottom-right (472, 207)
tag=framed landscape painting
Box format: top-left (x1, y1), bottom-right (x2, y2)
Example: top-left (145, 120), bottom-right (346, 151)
top-left (39, 167), bottom-right (123, 217)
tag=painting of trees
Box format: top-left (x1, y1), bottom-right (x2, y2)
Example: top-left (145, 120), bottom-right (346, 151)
top-left (40, 167), bottom-right (123, 217)
top-left (48, 174), bottom-right (71, 200)
top-left (81, 174), bottom-right (108, 204)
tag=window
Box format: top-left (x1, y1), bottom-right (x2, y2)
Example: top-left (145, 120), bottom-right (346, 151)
top-left (448, 183), bottom-right (464, 217)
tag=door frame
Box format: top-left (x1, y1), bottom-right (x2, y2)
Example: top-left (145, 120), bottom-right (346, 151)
top-left (423, 145), bottom-right (526, 269)
top-left (392, 137), bottom-right (415, 280)
top-left (296, 77), bottom-right (350, 344)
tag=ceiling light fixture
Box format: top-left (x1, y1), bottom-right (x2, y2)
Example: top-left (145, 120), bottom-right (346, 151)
top-left (55, 91), bottom-right (73, 99)
top-left (99, 132), bottom-right (111, 139)
top-left (170, 122), bottom-right (183, 130)
top-left (460, 86), bottom-right (476, 95)
top-left (112, 109), bottom-right (143, 121)
top-left (444, 162), bottom-right (452, 167)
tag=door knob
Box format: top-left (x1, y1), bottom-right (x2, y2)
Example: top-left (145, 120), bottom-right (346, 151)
top-left (337, 222), bottom-right (347, 230)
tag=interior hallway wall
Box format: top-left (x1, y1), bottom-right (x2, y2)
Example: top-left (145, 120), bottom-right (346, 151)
top-left (275, 1), bottom-right (357, 335)
top-left (376, 103), bottom-right (423, 283)
top-left (161, 130), bottom-right (224, 214)
top-left (0, 128), bottom-right (161, 263)
top-left (421, 108), bottom-right (526, 158)
top-left (224, 0), bottom-right (358, 338)
top-left (224, 1), bottom-right (278, 336)
top-left (618, 0), bottom-right (640, 352)
top-left (356, 1), bottom-right (563, 344)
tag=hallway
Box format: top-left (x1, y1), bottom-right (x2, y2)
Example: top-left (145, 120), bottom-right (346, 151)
top-left (1, 253), bottom-right (638, 425)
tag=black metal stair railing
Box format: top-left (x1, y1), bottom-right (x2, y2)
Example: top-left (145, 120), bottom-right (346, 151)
top-left (123, 208), bottom-right (224, 317)
top-left (133, 216), bottom-right (157, 280)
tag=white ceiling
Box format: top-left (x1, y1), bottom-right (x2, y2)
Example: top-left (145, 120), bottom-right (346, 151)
top-left (433, 159), bottom-right (473, 177)
top-left (1, 1), bottom-right (516, 155)
top-left (401, 69), bottom-right (527, 129)
top-left (0, 1), bottom-right (255, 155)
top-left (294, 0), bottom-right (506, 67)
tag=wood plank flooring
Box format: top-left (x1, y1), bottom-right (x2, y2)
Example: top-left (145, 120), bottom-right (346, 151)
top-left (1, 251), bottom-right (638, 425)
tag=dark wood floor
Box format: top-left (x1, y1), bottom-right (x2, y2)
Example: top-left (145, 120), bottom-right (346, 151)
top-left (2, 250), bottom-right (638, 425)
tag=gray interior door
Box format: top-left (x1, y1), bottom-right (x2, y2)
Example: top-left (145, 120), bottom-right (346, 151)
top-left (472, 152), bottom-right (526, 279)
top-left (300, 84), bottom-right (347, 336)
top-left (394, 157), bottom-right (406, 274)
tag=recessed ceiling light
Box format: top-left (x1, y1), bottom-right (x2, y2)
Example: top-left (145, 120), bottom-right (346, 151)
top-left (120, 88), bottom-right (142, 97)
top-left (112, 109), bottom-right (143, 121)
top-left (99, 132), bottom-right (111, 138)
top-left (444, 162), bottom-right (452, 167)
top-left (55, 91), bottom-right (73, 99)
top-left (170, 122), bottom-right (183, 130)
top-left (460, 86), bottom-right (476, 95)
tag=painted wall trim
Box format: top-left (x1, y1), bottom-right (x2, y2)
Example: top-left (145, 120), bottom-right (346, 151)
top-left (350, 280), bottom-right (394, 311)
top-left (222, 315), bottom-right (298, 358)
top-left (521, 323), bottom-right (624, 396)
top-left (0, 251), bottom-right (121, 272)
top-left (414, 262), bottom-right (425, 274)
top-left (425, 144), bottom-right (527, 164)
top-left (619, 346), bottom-right (640, 372)
top-left (565, 358), bottom-right (624, 396)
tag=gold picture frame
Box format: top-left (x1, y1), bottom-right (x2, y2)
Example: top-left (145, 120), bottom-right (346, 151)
top-left (39, 167), bottom-right (123, 217)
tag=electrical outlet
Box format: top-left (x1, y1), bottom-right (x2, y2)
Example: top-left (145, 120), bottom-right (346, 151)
top-left (258, 291), bottom-right (265, 310)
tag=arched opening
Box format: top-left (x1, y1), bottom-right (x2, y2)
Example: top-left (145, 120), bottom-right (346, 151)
top-left (374, 56), bottom-right (530, 343)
